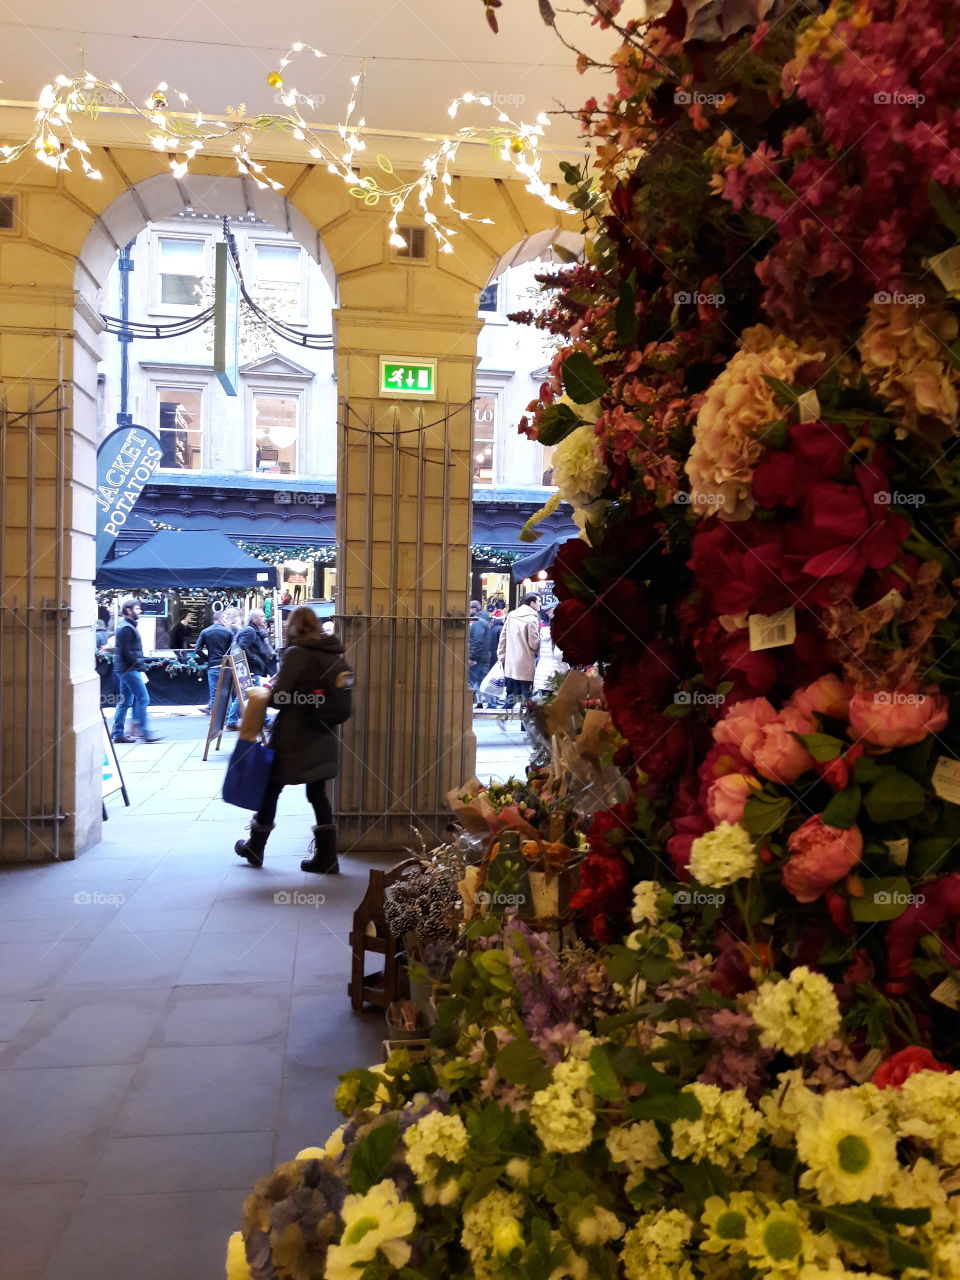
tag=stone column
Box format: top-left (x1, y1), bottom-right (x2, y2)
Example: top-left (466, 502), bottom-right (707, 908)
top-left (332, 305), bottom-right (482, 849)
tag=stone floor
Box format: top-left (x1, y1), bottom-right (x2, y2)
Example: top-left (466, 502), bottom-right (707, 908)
top-left (0, 709), bottom-right (529, 1280)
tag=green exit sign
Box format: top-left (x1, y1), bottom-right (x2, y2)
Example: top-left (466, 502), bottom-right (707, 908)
top-left (379, 357), bottom-right (437, 399)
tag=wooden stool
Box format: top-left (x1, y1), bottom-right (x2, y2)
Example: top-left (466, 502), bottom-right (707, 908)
top-left (348, 858), bottom-right (420, 1012)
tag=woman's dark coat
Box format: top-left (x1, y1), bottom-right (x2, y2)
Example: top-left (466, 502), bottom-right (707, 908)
top-left (267, 636), bottom-right (348, 785)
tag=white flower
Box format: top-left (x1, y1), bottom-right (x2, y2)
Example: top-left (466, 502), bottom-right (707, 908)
top-left (687, 822), bottom-right (757, 887)
top-left (671, 1083), bottom-right (763, 1168)
top-left (896, 1069), bottom-right (960, 1163)
top-left (325, 1179), bottom-right (416, 1280)
top-left (606, 1120), bottom-right (665, 1173)
top-left (403, 1110), bottom-right (469, 1183)
top-left (796, 1092), bottom-right (899, 1205)
top-left (462, 1188), bottom-right (525, 1280)
top-left (752, 967), bottom-right (841, 1055)
top-left (631, 880), bottom-right (661, 925)
top-left (552, 424), bottom-right (609, 509)
top-left (531, 1057), bottom-right (595, 1154)
top-left (622, 1208), bottom-right (695, 1280)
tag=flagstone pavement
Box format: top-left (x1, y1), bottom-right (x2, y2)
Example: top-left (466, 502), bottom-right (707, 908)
top-left (0, 709), bottom-right (530, 1280)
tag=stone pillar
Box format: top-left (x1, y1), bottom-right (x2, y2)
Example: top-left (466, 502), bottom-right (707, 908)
top-left (333, 304), bottom-right (482, 849)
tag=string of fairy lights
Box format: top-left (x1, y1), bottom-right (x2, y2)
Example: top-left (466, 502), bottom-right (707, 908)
top-left (0, 43), bottom-right (572, 253)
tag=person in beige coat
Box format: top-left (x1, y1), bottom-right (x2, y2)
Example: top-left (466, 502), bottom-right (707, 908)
top-left (497, 593), bottom-right (541, 705)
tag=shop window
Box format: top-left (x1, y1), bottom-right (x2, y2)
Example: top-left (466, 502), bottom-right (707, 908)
top-left (478, 282), bottom-right (499, 313)
top-left (541, 443), bottom-right (556, 487)
top-left (157, 235), bottom-right (205, 307)
top-left (252, 242), bottom-right (304, 323)
top-left (254, 392), bottom-right (300, 474)
top-left (473, 392), bottom-right (497, 486)
top-left (157, 387), bottom-right (203, 470)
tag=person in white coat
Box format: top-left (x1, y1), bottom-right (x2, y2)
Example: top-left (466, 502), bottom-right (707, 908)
top-left (497, 593), bottom-right (541, 706)
top-left (533, 606), bottom-right (569, 694)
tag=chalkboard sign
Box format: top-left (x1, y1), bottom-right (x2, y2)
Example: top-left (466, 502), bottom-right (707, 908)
top-left (232, 653), bottom-right (254, 697)
top-left (202, 654), bottom-right (255, 761)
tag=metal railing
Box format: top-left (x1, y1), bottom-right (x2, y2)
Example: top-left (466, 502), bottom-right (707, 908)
top-left (0, 382), bottom-right (70, 859)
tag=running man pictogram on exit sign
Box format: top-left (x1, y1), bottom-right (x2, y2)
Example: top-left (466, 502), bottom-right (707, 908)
top-left (378, 357), bottom-right (437, 399)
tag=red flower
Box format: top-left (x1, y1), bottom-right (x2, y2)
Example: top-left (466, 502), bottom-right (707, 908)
top-left (752, 421), bottom-right (850, 511)
top-left (552, 540), bottom-right (595, 602)
top-left (886, 873), bottom-right (960, 986)
top-left (792, 464), bottom-right (911, 587)
top-left (551, 598), bottom-right (602, 666)
top-left (872, 1047), bottom-right (953, 1089)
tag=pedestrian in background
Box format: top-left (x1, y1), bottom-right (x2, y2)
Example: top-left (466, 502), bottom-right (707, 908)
top-left (497, 592), bottom-right (541, 706)
top-left (533, 605), bottom-right (569, 694)
top-left (226, 608), bottom-right (276, 730)
top-left (195, 608), bottom-right (239, 716)
top-left (234, 605), bottom-right (353, 874)
top-left (112, 597), bottom-right (162, 743)
top-left (468, 600), bottom-right (491, 710)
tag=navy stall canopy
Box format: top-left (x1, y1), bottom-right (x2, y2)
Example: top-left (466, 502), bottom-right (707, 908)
top-left (510, 536), bottom-right (581, 584)
top-left (95, 530), bottom-right (279, 589)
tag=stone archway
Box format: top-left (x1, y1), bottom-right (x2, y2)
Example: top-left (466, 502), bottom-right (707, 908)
top-left (0, 138), bottom-right (579, 859)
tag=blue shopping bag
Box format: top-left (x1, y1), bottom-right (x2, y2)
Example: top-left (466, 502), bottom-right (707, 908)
top-left (222, 737), bottom-right (276, 811)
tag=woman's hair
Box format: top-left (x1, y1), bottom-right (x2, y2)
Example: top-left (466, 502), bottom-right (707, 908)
top-left (285, 605), bottom-right (323, 645)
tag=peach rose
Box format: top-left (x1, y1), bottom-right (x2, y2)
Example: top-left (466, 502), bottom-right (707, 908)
top-left (790, 674), bottom-right (851, 722)
top-left (848, 689), bottom-right (949, 752)
top-left (714, 697), bottom-right (778, 762)
top-left (707, 773), bottom-right (762, 824)
top-left (782, 816), bottom-right (863, 903)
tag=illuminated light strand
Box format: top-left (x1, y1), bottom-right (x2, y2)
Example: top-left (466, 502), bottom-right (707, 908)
top-left (2, 47), bottom-right (572, 246)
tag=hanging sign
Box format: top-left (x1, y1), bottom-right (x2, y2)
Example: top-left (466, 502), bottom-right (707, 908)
top-left (95, 425), bottom-right (163, 565)
top-left (378, 356), bottom-right (437, 399)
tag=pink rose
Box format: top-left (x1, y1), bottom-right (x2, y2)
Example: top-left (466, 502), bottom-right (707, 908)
top-left (848, 689), bottom-right (949, 752)
top-left (782, 817), bottom-right (863, 903)
top-left (707, 773), bottom-right (761, 824)
top-left (791, 674), bottom-right (851, 722)
top-left (714, 697), bottom-right (778, 763)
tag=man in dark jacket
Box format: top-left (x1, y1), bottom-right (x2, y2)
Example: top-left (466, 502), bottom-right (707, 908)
top-left (225, 609), bottom-right (276, 729)
top-left (112, 597), bottom-right (162, 743)
top-left (195, 609), bottom-right (238, 715)
top-left (468, 600), bottom-right (491, 709)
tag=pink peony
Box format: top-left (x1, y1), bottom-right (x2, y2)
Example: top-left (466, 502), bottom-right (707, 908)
top-left (751, 707), bottom-right (817, 785)
top-left (714, 696), bottom-right (777, 761)
top-left (790, 674), bottom-right (851, 723)
top-left (707, 773), bottom-right (761, 824)
top-left (782, 817), bottom-right (863, 903)
top-left (848, 689), bottom-right (949, 752)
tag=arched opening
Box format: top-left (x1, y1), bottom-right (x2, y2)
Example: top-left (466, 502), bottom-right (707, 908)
top-left (60, 175), bottom-right (339, 852)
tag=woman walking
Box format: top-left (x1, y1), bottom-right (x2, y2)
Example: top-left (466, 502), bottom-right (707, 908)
top-left (234, 606), bottom-right (353, 874)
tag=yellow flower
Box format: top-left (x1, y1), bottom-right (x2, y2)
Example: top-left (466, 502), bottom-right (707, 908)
top-left (700, 1193), bottom-right (758, 1254)
top-left (744, 1201), bottom-right (818, 1276)
top-left (752, 967), bottom-right (841, 1056)
top-left (325, 1179), bottom-right (416, 1280)
top-left (858, 301), bottom-right (960, 439)
top-left (796, 1091), bottom-right (899, 1204)
top-left (225, 1231), bottom-right (251, 1280)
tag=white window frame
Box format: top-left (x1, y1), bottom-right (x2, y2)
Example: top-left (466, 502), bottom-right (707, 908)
top-left (149, 231), bottom-right (213, 315)
top-left (247, 237), bottom-right (309, 325)
top-left (151, 378), bottom-right (208, 472)
top-left (473, 387), bottom-right (499, 487)
top-left (247, 383), bottom-right (306, 476)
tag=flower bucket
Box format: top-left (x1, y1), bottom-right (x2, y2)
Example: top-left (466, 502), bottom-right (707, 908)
top-left (385, 1000), bottom-right (436, 1041)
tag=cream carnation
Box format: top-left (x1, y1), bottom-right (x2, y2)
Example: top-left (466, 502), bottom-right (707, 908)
top-left (631, 880), bottom-right (662, 925)
top-left (605, 1120), bottom-right (665, 1173)
top-left (688, 821), bottom-right (757, 887)
top-left (552, 423), bottom-right (610, 510)
top-left (752, 967), bottom-right (841, 1055)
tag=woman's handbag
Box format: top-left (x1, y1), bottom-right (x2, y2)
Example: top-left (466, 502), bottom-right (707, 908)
top-left (222, 737), bottom-right (275, 811)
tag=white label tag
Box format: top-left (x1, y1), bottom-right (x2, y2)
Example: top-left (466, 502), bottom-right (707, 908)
top-left (851, 1047), bottom-right (885, 1083)
top-left (931, 976), bottom-right (960, 1010)
top-left (885, 839), bottom-right (909, 867)
top-left (932, 757), bottom-right (960, 805)
top-left (796, 390), bottom-right (820, 423)
top-left (748, 607), bottom-right (797, 652)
